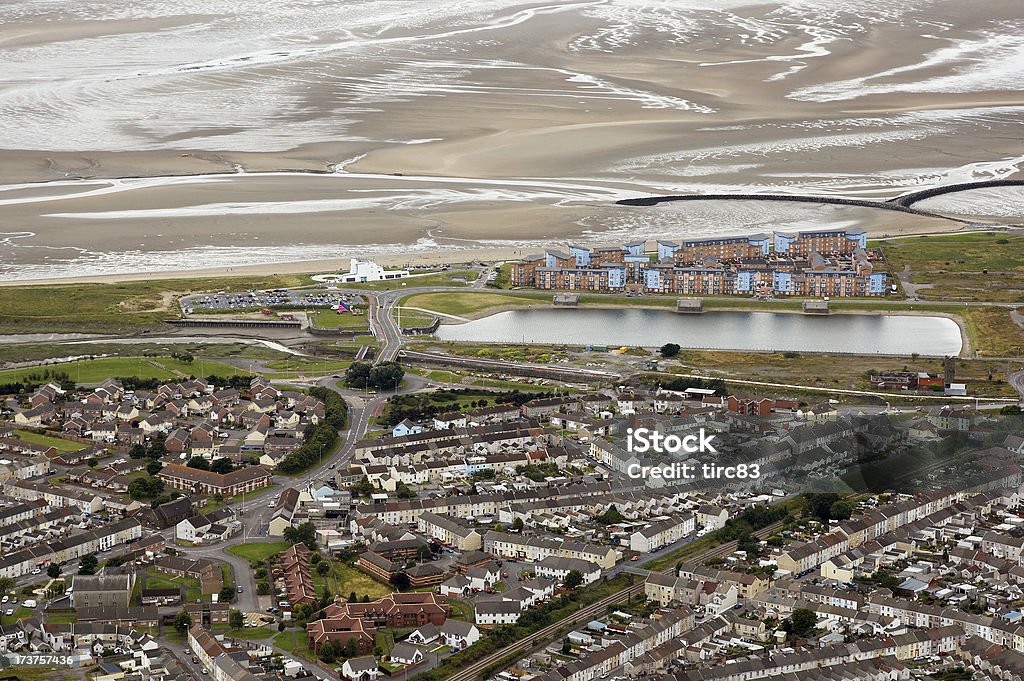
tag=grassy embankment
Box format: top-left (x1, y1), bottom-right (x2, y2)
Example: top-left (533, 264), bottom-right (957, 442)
top-left (0, 341), bottom-right (285, 366)
top-left (877, 232), bottom-right (1024, 303)
top-left (0, 356), bottom-right (247, 384)
top-left (659, 350), bottom-right (1019, 399)
top-left (0, 274), bottom-right (314, 334)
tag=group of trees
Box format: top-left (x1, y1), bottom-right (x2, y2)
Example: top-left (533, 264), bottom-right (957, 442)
top-left (78, 553), bottom-right (99, 575)
top-left (379, 386), bottom-right (551, 427)
top-left (276, 387), bottom-right (348, 474)
top-left (317, 637), bottom-right (360, 663)
top-left (802, 492), bottom-right (854, 523)
top-left (378, 387), bottom-right (478, 426)
top-left (595, 504), bottom-right (625, 526)
top-left (128, 476), bottom-right (165, 499)
top-left (128, 439), bottom-right (167, 460)
top-left (283, 522), bottom-right (319, 550)
top-left (344, 361), bottom-right (405, 391)
top-left (187, 456), bottom-right (236, 474)
top-left (514, 462), bottom-right (560, 482)
top-left (715, 504), bottom-right (792, 546)
top-left (349, 476), bottom-right (375, 497)
top-left (782, 608), bottom-right (818, 640)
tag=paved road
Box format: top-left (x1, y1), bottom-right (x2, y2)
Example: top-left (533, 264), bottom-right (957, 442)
top-left (1009, 371), bottom-right (1024, 400)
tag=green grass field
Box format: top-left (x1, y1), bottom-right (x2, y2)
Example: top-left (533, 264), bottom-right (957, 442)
top-left (274, 629), bottom-right (319, 662)
top-left (12, 429), bottom-right (85, 452)
top-left (226, 542), bottom-right (291, 563)
top-left (395, 309), bottom-right (437, 328)
top-left (312, 310), bottom-right (371, 330)
top-left (446, 598), bottom-right (474, 622)
top-left (312, 560), bottom-right (392, 600)
top-left (144, 569), bottom-right (203, 602)
top-left (879, 232), bottom-right (1024, 303)
top-left (264, 358), bottom-right (352, 374)
top-left (0, 356), bottom-right (248, 384)
top-left (402, 291), bottom-right (549, 317)
top-left (225, 627), bottom-right (276, 640)
top-left (880, 232), bottom-right (1024, 273)
top-left (0, 606), bottom-right (34, 626)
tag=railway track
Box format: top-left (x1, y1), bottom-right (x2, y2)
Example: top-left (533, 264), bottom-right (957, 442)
top-left (445, 519), bottom-right (788, 681)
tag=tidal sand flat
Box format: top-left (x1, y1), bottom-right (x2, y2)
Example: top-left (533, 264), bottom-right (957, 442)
top-left (0, 0), bottom-right (1021, 281)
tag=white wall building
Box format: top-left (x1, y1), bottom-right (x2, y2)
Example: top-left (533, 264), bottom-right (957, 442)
top-left (339, 259), bottom-right (408, 284)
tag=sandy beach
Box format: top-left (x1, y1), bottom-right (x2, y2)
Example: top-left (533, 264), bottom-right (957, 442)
top-left (0, 0), bottom-right (1021, 282)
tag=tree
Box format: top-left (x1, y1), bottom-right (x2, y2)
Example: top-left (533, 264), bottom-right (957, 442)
top-left (128, 477), bottom-right (165, 499)
top-left (829, 500), bottom-right (854, 521)
top-left (343, 638), bottom-right (358, 659)
top-left (210, 458), bottom-right (234, 474)
top-left (564, 570), bottom-right (584, 590)
top-left (389, 572), bottom-right (411, 592)
top-left (783, 608), bottom-right (818, 639)
top-left (146, 440), bottom-right (166, 459)
top-left (129, 444), bottom-right (147, 459)
top-left (802, 492), bottom-right (842, 523)
top-left (350, 476), bottom-right (374, 497)
top-left (316, 561), bottom-right (330, 575)
top-left (0, 577), bottom-right (14, 595)
top-left (368, 362), bottom-right (404, 391)
top-left (360, 594), bottom-right (370, 603)
top-left (87, 458), bottom-right (98, 468)
top-left (737, 532), bottom-right (760, 555)
top-left (511, 517), bottom-right (525, 532)
top-left (659, 343), bottom-right (681, 358)
top-left (229, 609), bottom-right (244, 630)
top-left (348, 592), bottom-right (357, 603)
top-left (146, 460), bottom-right (163, 476)
top-left (395, 482), bottom-right (416, 499)
top-left (47, 563), bottom-right (61, 579)
top-left (283, 522), bottom-right (318, 550)
top-left (174, 611), bottom-right (193, 634)
top-left (344, 362), bottom-right (373, 389)
top-left (318, 640), bottom-right (342, 663)
top-left (596, 504), bottom-right (625, 525)
top-left (78, 553), bottom-right (99, 575)
top-left (187, 456), bottom-right (210, 471)
top-left (257, 581), bottom-right (271, 595)
top-left (220, 586), bottom-right (236, 603)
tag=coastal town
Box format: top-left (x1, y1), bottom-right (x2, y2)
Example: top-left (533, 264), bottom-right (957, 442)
top-left (2, 2), bottom-right (1024, 681)
top-left (0, 273), bottom-right (1022, 681)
